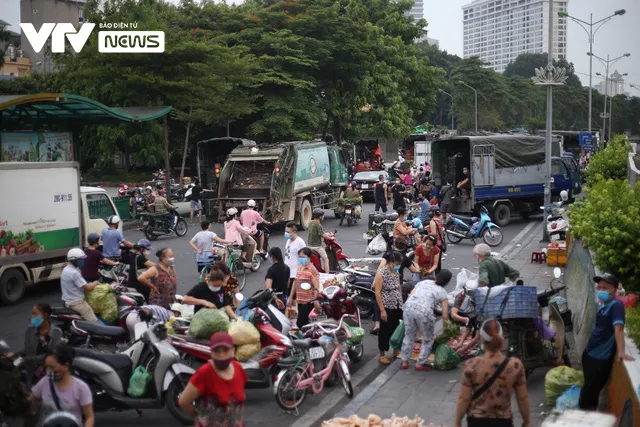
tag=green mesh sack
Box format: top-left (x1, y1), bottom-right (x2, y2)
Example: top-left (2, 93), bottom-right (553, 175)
top-left (87, 284), bottom-right (118, 322)
top-left (347, 326), bottom-right (365, 345)
top-left (434, 344), bottom-right (461, 371)
top-left (189, 308), bottom-right (230, 339)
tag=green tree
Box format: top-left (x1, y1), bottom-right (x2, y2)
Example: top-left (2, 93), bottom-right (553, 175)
top-left (504, 53), bottom-right (582, 87)
top-left (583, 134), bottom-right (630, 185)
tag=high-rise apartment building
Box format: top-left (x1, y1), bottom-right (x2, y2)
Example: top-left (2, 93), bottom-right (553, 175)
top-left (20, 0), bottom-right (86, 73)
top-left (407, 1), bottom-right (425, 21)
top-left (597, 70), bottom-right (626, 97)
top-left (462, 0), bottom-right (569, 73)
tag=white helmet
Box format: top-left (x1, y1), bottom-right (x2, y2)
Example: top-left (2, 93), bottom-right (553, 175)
top-left (560, 190), bottom-right (568, 202)
top-left (227, 207), bottom-right (238, 216)
top-left (247, 199), bottom-right (256, 207)
top-left (107, 215), bottom-right (121, 224)
top-left (67, 248), bottom-right (87, 261)
top-left (145, 186), bottom-right (153, 192)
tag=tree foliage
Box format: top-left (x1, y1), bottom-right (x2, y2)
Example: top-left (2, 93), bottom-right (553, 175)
top-left (583, 135), bottom-right (630, 185)
top-left (569, 178), bottom-right (640, 293)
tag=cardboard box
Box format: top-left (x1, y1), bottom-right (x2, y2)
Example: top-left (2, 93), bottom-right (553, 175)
top-left (547, 244), bottom-right (567, 267)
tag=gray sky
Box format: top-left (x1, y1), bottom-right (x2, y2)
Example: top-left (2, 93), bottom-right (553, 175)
top-left (3, 0), bottom-right (639, 90)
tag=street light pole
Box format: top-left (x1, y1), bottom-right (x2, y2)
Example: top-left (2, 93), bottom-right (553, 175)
top-left (438, 89), bottom-right (454, 131)
top-left (558, 9), bottom-right (626, 134)
top-left (543, 0), bottom-right (554, 243)
top-left (608, 72), bottom-right (628, 141)
top-left (458, 81), bottom-right (478, 133)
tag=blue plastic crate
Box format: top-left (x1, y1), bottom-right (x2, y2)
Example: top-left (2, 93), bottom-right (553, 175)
top-left (475, 285), bottom-right (538, 321)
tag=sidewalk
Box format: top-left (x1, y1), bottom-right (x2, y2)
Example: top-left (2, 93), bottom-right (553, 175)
top-left (328, 224), bottom-right (563, 426)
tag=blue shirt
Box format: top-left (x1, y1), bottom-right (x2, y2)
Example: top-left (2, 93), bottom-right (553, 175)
top-left (418, 199), bottom-right (431, 224)
top-left (586, 299), bottom-right (625, 360)
top-left (101, 227), bottom-right (125, 258)
top-left (431, 186), bottom-right (439, 200)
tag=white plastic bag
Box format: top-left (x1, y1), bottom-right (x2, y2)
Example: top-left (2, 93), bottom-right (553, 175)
top-left (366, 234), bottom-right (388, 255)
top-left (456, 269), bottom-right (478, 292)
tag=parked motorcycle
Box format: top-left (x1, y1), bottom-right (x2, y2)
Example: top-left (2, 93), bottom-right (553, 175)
top-left (72, 322), bottom-right (194, 424)
top-left (129, 192), bottom-right (146, 220)
top-left (117, 184), bottom-right (130, 197)
top-left (343, 267), bottom-right (377, 319)
top-left (500, 268), bottom-right (572, 376)
top-left (170, 183), bottom-right (194, 203)
top-left (541, 202), bottom-right (568, 242)
top-left (446, 206), bottom-right (503, 247)
top-left (309, 231), bottom-right (350, 273)
top-left (140, 209), bottom-right (188, 241)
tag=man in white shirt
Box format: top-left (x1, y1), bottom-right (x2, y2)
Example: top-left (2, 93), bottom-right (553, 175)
top-left (283, 222), bottom-right (306, 292)
top-left (61, 248), bottom-right (100, 322)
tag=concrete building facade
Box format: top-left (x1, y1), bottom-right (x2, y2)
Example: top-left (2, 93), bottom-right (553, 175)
top-left (20, 0), bottom-right (86, 73)
top-left (597, 70), bottom-right (627, 97)
top-left (406, 1), bottom-right (425, 21)
top-left (462, 0), bottom-right (569, 73)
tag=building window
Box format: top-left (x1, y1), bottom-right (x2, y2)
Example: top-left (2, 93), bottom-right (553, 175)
top-left (78, 8), bottom-right (84, 23)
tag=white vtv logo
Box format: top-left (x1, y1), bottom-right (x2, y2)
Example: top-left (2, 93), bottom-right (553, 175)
top-left (20, 23), bottom-right (96, 53)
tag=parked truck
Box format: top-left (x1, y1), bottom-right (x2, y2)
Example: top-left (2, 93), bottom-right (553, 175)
top-left (0, 162), bottom-right (120, 304)
top-left (431, 135), bottom-right (576, 226)
top-left (215, 141), bottom-right (349, 229)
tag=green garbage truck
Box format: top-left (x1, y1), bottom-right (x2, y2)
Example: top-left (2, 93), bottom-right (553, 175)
top-left (215, 141), bottom-right (349, 229)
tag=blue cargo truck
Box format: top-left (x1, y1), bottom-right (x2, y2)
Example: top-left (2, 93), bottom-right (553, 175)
top-left (431, 135), bottom-right (576, 226)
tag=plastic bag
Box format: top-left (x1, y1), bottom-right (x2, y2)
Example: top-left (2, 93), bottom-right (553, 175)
top-left (87, 284), bottom-right (118, 322)
top-left (228, 320), bottom-right (260, 346)
top-left (366, 234), bottom-right (387, 255)
top-left (555, 385), bottom-right (581, 410)
top-left (127, 366), bottom-right (152, 397)
top-left (189, 308), bottom-right (230, 339)
top-left (434, 344), bottom-right (461, 371)
top-left (545, 366), bottom-right (584, 406)
top-left (389, 321), bottom-right (405, 350)
top-left (456, 269), bottom-right (478, 293)
top-left (347, 326), bottom-right (365, 345)
top-left (236, 342), bottom-right (261, 362)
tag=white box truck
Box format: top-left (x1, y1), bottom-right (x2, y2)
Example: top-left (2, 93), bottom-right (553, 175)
top-left (0, 162), bottom-right (120, 304)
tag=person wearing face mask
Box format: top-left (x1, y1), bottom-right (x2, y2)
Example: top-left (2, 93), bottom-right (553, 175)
top-left (81, 233), bottom-right (119, 282)
top-left (31, 345), bottom-right (94, 427)
top-left (453, 166), bottom-right (471, 200)
top-left (283, 222), bottom-right (306, 294)
top-left (60, 249), bottom-right (100, 322)
top-left (474, 244), bottom-right (519, 288)
top-left (579, 273), bottom-right (634, 410)
top-left (265, 247), bottom-right (290, 310)
top-left (183, 263), bottom-right (239, 320)
top-left (454, 319), bottom-right (530, 427)
top-left (414, 234), bottom-right (441, 282)
top-left (137, 247), bottom-right (177, 309)
top-left (179, 332), bottom-right (248, 426)
top-left (127, 239), bottom-right (156, 302)
top-left (18, 303), bottom-right (64, 385)
top-left (287, 247), bottom-right (320, 329)
top-left (391, 177), bottom-right (407, 210)
top-left (373, 252), bottom-right (404, 365)
top-left (393, 207), bottom-right (417, 241)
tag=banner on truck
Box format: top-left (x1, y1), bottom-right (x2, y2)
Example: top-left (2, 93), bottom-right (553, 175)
top-left (294, 146), bottom-right (330, 191)
top-left (1, 132), bottom-right (39, 162)
top-left (38, 132), bottom-right (74, 162)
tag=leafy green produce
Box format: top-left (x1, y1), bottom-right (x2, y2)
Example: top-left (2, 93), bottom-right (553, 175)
top-left (434, 323), bottom-right (461, 347)
top-left (544, 366), bottom-right (583, 406)
top-left (583, 135), bottom-right (630, 186)
top-left (189, 308), bottom-right (230, 339)
top-left (433, 344), bottom-right (461, 371)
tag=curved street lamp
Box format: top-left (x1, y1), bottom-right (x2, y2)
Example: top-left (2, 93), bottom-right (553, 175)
top-left (457, 81), bottom-right (478, 133)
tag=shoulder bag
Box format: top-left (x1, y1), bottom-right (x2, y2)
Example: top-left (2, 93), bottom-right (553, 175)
top-left (470, 357), bottom-right (511, 403)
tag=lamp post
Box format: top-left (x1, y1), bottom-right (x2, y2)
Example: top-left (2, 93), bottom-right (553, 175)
top-left (457, 81), bottom-right (478, 133)
top-left (590, 52), bottom-right (631, 146)
top-left (558, 9), bottom-right (626, 134)
top-left (630, 84), bottom-right (640, 94)
top-left (607, 72), bottom-right (628, 141)
top-left (438, 89), bottom-right (454, 131)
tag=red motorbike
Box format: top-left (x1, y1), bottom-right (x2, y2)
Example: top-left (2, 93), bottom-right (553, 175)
top-left (310, 231), bottom-right (350, 273)
top-left (168, 289), bottom-right (292, 389)
top-left (117, 184), bottom-right (129, 197)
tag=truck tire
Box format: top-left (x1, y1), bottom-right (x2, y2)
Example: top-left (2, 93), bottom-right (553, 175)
top-left (493, 204), bottom-right (511, 227)
top-left (0, 269), bottom-right (26, 304)
top-left (299, 199), bottom-right (313, 230)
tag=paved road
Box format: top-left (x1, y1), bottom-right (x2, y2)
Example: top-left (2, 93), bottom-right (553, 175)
top-left (0, 202), bottom-right (532, 426)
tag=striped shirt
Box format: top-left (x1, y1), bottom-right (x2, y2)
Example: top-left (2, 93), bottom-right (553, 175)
top-left (141, 305), bottom-right (172, 324)
top-left (294, 265), bottom-right (319, 304)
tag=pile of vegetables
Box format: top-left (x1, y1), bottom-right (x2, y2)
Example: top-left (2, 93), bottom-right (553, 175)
top-left (0, 230), bottom-right (43, 257)
top-left (323, 414), bottom-right (436, 426)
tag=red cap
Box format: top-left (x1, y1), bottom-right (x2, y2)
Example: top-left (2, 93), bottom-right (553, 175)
top-left (209, 332), bottom-right (234, 349)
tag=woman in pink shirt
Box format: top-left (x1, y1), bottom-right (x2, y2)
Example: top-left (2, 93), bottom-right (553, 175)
top-left (224, 208), bottom-right (253, 262)
top-left (240, 200), bottom-right (270, 254)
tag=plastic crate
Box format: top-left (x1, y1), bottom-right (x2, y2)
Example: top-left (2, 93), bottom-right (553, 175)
top-left (475, 285), bottom-right (538, 321)
top-left (547, 245), bottom-right (567, 267)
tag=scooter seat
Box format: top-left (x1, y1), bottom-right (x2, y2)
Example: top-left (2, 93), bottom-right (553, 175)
top-left (52, 307), bottom-right (80, 316)
top-left (292, 338), bottom-right (313, 349)
top-left (75, 348), bottom-right (133, 388)
top-left (73, 321), bottom-right (126, 337)
top-left (450, 214), bottom-right (477, 224)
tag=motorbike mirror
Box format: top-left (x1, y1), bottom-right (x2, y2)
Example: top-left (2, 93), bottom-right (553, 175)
top-left (300, 282), bottom-right (312, 291)
top-left (235, 293), bottom-right (244, 301)
top-left (553, 267), bottom-right (561, 279)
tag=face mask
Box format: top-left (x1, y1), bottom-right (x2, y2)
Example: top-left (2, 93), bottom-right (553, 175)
top-left (596, 290), bottom-right (612, 304)
top-left (31, 316), bottom-right (44, 328)
top-left (48, 371), bottom-right (64, 383)
top-left (212, 357), bottom-right (233, 370)
top-left (284, 232), bottom-right (292, 240)
top-left (165, 257), bottom-right (176, 266)
top-left (208, 285), bottom-right (222, 292)
top-left (298, 257), bottom-right (309, 266)
top-left (392, 265), bottom-right (401, 272)
top-left (464, 171), bottom-right (469, 176)
top-left (75, 260), bottom-right (85, 269)
top-left (144, 250), bottom-right (151, 256)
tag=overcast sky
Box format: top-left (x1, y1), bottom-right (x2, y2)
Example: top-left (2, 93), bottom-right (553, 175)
top-left (4, 0), bottom-right (639, 90)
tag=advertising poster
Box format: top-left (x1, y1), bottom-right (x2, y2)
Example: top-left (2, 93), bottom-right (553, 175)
top-left (1, 132), bottom-right (39, 162)
top-left (38, 132), bottom-right (74, 161)
top-left (294, 145), bottom-right (330, 191)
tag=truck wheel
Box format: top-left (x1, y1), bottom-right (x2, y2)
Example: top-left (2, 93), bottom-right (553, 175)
top-left (493, 204), bottom-right (511, 227)
top-left (0, 269), bottom-right (26, 304)
top-left (299, 199), bottom-right (312, 230)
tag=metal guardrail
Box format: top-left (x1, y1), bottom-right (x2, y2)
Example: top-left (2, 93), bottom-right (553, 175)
top-left (87, 196), bottom-right (131, 220)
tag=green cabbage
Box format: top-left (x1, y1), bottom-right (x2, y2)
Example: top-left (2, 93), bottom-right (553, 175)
top-left (188, 308), bottom-right (230, 339)
top-left (545, 366), bottom-right (584, 406)
top-left (87, 284), bottom-right (118, 323)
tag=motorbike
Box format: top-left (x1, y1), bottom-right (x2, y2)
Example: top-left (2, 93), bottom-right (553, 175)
top-left (339, 202), bottom-right (360, 227)
top-left (168, 290), bottom-right (293, 390)
top-left (71, 322), bottom-right (194, 424)
top-left (541, 202), bottom-right (568, 242)
top-left (343, 267), bottom-right (377, 319)
top-left (140, 209), bottom-right (188, 241)
top-left (309, 231), bottom-right (350, 273)
top-left (257, 223), bottom-right (271, 258)
top-left (445, 206), bottom-right (503, 247)
top-left (129, 192), bottom-right (146, 219)
top-left (500, 268), bottom-right (572, 376)
top-left (117, 184), bottom-right (130, 197)
top-left (170, 183), bottom-right (194, 203)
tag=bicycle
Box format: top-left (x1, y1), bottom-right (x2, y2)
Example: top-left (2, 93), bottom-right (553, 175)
top-left (274, 314), bottom-right (354, 411)
top-left (198, 245), bottom-right (247, 291)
